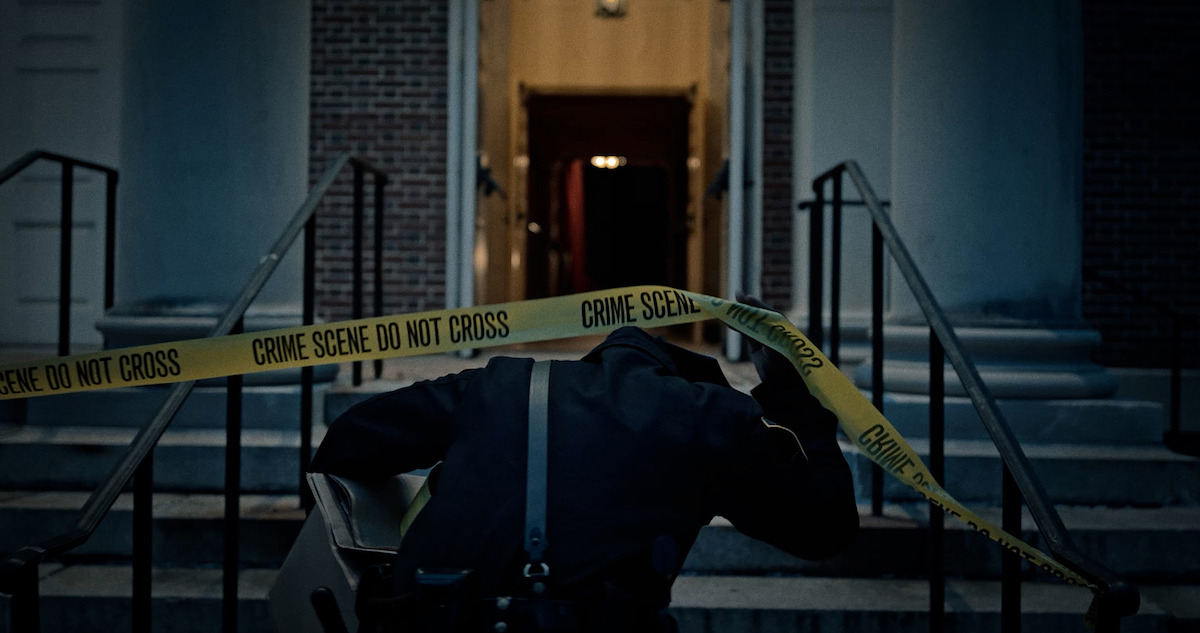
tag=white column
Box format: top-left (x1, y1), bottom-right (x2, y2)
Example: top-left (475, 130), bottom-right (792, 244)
top-left (99, 0), bottom-right (311, 364)
top-left (724, 0), bottom-right (763, 360)
top-left (446, 0), bottom-right (480, 312)
top-left (863, 0), bottom-right (1114, 398)
top-left (790, 0), bottom-right (893, 364)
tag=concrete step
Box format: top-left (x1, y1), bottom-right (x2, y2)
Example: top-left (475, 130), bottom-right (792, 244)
top-left (0, 425), bottom-right (323, 493)
top-left (684, 505), bottom-right (1200, 583)
top-left (6, 384), bottom-right (331, 430)
top-left (327, 384), bottom-right (1192, 507)
top-left (668, 575), bottom-right (1195, 633)
top-left (325, 370), bottom-right (1173, 445)
top-left (1, 565), bottom-right (1194, 633)
top-left (4, 426), bottom-right (1191, 506)
top-left (0, 564), bottom-right (275, 633)
top-left (843, 438), bottom-right (1200, 506)
top-left (877, 392), bottom-right (1167, 445)
top-left (0, 492), bottom-right (304, 567)
top-left (3, 492), bottom-right (1195, 583)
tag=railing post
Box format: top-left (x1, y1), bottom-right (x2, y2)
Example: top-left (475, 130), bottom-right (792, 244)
top-left (1169, 319), bottom-right (1181, 436)
top-left (373, 172), bottom-right (385, 379)
top-left (1094, 599), bottom-right (1120, 633)
top-left (104, 171), bottom-right (118, 311)
top-left (5, 548), bottom-right (44, 633)
top-left (830, 170), bottom-right (843, 368)
top-left (352, 162), bottom-right (365, 387)
top-left (1002, 465), bottom-right (1022, 633)
top-left (10, 397), bottom-right (27, 426)
top-left (223, 316), bottom-right (244, 633)
top-left (870, 224), bottom-right (885, 517)
top-left (929, 329), bottom-right (945, 633)
top-left (301, 217), bottom-right (316, 513)
top-left (59, 160), bottom-right (74, 357)
top-left (809, 179), bottom-right (825, 352)
top-left (132, 451), bottom-right (154, 633)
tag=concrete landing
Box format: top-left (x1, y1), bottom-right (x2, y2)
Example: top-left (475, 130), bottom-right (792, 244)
top-left (2, 565), bottom-right (1194, 633)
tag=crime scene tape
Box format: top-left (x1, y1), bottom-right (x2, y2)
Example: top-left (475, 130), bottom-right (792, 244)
top-left (0, 284), bottom-right (1095, 591)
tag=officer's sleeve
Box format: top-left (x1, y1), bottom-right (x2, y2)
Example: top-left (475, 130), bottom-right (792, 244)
top-left (715, 372), bottom-right (860, 561)
top-left (309, 369), bottom-right (476, 482)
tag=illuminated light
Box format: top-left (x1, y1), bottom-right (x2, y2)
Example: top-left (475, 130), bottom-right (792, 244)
top-left (589, 155), bottom-right (628, 169)
top-left (596, 0), bottom-right (626, 18)
top-left (474, 238), bottom-right (487, 278)
top-left (528, 221), bottom-right (543, 235)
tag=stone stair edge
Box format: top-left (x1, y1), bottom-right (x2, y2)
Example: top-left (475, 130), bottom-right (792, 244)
top-left (3, 496), bottom-right (1195, 583)
top-left (14, 383), bottom-right (335, 430)
top-left (16, 564), bottom-right (1198, 621)
top-left (5, 424), bottom-right (1186, 460)
top-left (0, 424), bottom-right (325, 446)
top-left (4, 492), bottom-right (1198, 530)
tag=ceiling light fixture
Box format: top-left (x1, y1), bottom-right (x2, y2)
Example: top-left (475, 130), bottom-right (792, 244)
top-left (590, 155), bottom-right (627, 169)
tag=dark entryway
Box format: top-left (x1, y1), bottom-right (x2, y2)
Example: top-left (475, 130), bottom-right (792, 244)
top-left (525, 94), bottom-right (690, 298)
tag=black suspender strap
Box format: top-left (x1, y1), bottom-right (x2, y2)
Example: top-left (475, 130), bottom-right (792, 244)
top-left (524, 360), bottom-right (552, 576)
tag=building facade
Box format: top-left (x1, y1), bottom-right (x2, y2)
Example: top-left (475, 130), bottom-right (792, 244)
top-left (0, 0), bottom-right (1196, 371)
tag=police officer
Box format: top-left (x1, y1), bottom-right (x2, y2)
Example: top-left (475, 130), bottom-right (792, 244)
top-left (310, 297), bottom-right (859, 632)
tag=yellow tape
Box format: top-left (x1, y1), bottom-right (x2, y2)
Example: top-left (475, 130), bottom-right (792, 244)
top-left (0, 284), bottom-right (1095, 589)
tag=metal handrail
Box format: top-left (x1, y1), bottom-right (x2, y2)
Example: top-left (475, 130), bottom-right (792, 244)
top-left (0, 150), bottom-right (118, 185)
top-left (805, 160), bottom-right (1139, 631)
top-left (0, 150), bottom-right (119, 353)
top-left (0, 152), bottom-right (388, 633)
top-left (0, 151), bottom-right (118, 429)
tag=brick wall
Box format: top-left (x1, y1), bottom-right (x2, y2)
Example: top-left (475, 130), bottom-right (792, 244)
top-left (310, 0), bottom-right (449, 323)
top-left (307, 3), bottom-right (1200, 370)
top-left (762, 0), bottom-right (794, 309)
top-left (310, 1), bottom-right (795, 319)
top-left (1082, 0), bottom-right (1200, 368)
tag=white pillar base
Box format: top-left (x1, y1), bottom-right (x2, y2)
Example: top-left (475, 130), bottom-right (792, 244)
top-left (851, 324), bottom-right (1117, 399)
top-left (97, 304), bottom-right (337, 386)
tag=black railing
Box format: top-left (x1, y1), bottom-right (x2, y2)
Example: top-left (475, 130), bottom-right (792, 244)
top-left (0, 151), bottom-right (119, 425)
top-left (803, 161), bottom-right (1139, 632)
top-left (0, 152), bottom-right (388, 633)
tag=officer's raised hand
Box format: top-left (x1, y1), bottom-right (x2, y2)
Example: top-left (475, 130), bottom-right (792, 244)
top-left (735, 294), bottom-right (797, 386)
top-left (735, 293), bottom-right (834, 429)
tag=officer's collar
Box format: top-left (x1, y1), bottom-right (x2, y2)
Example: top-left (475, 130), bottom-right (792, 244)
top-left (582, 326), bottom-right (732, 388)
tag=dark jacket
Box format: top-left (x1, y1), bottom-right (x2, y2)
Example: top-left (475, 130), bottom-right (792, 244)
top-left (310, 326), bottom-right (858, 606)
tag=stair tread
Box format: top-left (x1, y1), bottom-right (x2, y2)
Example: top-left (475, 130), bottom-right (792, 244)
top-left (3, 493), bottom-right (1197, 532)
top-left (672, 575), bottom-right (1089, 613)
top-left (36, 564), bottom-right (276, 599)
top-left (0, 490), bottom-right (304, 519)
top-left (29, 564), bottom-right (1200, 619)
top-left (841, 437), bottom-right (1196, 461)
top-left (672, 575), bottom-right (1200, 620)
top-left (4, 424), bottom-right (1187, 459)
top-left (723, 503), bottom-right (1200, 532)
top-left (0, 424), bottom-right (322, 446)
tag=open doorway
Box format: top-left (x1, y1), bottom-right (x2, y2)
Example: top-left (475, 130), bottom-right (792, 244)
top-left (472, 0), bottom-right (730, 312)
top-left (524, 93), bottom-right (691, 299)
